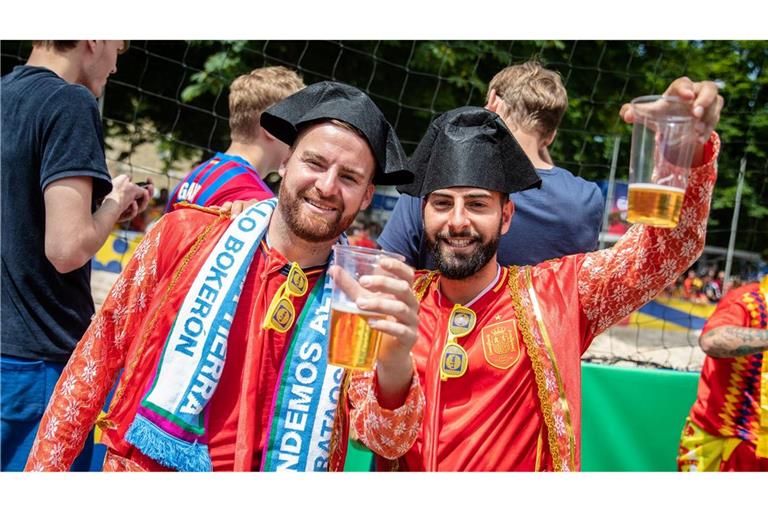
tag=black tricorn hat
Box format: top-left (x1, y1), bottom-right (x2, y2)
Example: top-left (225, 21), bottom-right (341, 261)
top-left (397, 106), bottom-right (541, 197)
top-left (261, 81), bottom-right (413, 186)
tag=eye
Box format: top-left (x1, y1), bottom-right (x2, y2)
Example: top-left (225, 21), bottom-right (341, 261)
top-left (341, 173), bottom-right (359, 185)
top-left (431, 200), bottom-right (452, 209)
top-left (304, 158), bottom-right (323, 169)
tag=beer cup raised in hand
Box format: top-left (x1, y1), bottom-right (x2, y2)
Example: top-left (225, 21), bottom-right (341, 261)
top-left (628, 95), bottom-right (696, 228)
top-left (328, 245), bottom-right (405, 371)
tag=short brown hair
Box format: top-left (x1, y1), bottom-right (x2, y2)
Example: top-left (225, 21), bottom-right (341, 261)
top-left (228, 66), bottom-right (304, 142)
top-left (32, 41), bottom-right (79, 52)
top-left (487, 61), bottom-right (568, 139)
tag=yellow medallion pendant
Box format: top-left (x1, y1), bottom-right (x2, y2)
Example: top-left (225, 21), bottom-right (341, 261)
top-left (439, 304), bottom-right (476, 381)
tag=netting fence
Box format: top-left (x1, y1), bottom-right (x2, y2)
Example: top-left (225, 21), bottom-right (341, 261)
top-left (2, 40), bottom-right (767, 371)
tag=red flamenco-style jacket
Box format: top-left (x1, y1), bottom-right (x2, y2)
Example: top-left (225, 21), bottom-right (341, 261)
top-left (387, 134), bottom-right (720, 471)
top-left (25, 206), bottom-right (424, 471)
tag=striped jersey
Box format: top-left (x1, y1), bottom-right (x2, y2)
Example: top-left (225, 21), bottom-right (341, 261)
top-left (690, 282), bottom-right (767, 444)
top-left (165, 153), bottom-right (273, 212)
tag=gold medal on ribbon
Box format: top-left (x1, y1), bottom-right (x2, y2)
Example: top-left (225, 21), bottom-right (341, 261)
top-left (439, 304), bottom-right (476, 381)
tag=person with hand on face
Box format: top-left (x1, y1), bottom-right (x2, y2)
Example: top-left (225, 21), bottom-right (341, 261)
top-left (381, 76), bottom-right (722, 471)
top-left (1, 40), bottom-right (151, 471)
top-left (25, 81), bottom-right (424, 472)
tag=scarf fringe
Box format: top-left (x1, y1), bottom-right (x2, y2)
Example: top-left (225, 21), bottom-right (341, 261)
top-left (126, 415), bottom-right (212, 472)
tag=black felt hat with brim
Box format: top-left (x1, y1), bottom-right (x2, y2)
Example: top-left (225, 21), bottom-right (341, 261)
top-left (260, 81), bottom-right (413, 186)
top-left (398, 106), bottom-right (541, 197)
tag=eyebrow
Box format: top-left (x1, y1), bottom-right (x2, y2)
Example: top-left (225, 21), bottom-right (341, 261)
top-left (301, 150), bottom-right (367, 179)
top-left (463, 193), bottom-right (494, 200)
top-left (429, 191), bottom-right (494, 200)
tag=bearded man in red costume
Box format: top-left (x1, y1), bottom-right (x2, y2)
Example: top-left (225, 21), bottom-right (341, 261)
top-left (383, 77), bottom-right (723, 471)
top-left (677, 274), bottom-right (768, 471)
top-left (25, 82), bottom-right (424, 472)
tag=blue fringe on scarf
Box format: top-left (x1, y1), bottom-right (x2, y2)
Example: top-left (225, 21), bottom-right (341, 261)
top-left (125, 416), bottom-right (212, 472)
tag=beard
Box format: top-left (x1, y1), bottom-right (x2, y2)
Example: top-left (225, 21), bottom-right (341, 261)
top-left (278, 183), bottom-right (356, 243)
top-left (426, 226), bottom-right (502, 280)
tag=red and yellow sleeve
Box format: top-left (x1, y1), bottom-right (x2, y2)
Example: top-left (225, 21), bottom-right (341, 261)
top-left (347, 363), bottom-right (424, 460)
top-left (25, 223), bottom-right (163, 471)
top-left (577, 133), bottom-right (720, 344)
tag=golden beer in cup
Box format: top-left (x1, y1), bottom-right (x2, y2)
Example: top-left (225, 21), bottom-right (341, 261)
top-left (329, 305), bottom-right (384, 371)
top-left (627, 184), bottom-right (685, 229)
top-left (628, 95), bottom-right (696, 228)
top-left (328, 245), bottom-right (405, 371)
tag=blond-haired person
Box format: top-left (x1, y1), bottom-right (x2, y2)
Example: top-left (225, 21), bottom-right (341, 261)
top-left (166, 66), bottom-right (304, 211)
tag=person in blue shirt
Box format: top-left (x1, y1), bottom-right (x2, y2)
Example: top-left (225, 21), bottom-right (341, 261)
top-left (378, 61), bottom-right (604, 268)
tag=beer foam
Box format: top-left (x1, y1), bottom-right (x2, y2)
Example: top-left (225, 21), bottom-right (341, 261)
top-left (330, 302), bottom-right (383, 317)
top-left (628, 183), bottom-right (685, 194)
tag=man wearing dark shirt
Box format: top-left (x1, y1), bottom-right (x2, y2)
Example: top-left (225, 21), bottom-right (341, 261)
top-left (1, 40), bottom-right (150, 471)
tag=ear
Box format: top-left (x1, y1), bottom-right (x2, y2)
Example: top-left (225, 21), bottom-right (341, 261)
top-left (261, 126), bottom-right (277, 142)
top-left (84, 40), bottom-right (101, 56)
top-left (500, 197), bottom-right (514, 235)
top-left (543, 129), bottom-right (557, 148)
top-left (359, 182), bottom-right (376, 211)
top-left (485, 89), bottom-right (500, 112)
top-left (277, 160), bottom-right (287, 179)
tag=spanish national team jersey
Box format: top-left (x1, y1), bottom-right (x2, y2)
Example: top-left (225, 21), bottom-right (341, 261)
top-left (165, 152), bottom-right (273, 212)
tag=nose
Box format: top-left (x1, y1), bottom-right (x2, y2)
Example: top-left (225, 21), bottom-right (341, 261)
top-left (314, 167), bottom-right (340, 197)
top-left (447, 204), bottom-right (470, 233)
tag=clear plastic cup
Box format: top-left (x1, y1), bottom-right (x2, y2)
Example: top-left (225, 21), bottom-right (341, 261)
top-left (328, 245), bottom-right (405, 370)
top-left (627, 95), bottom-right (697, 228)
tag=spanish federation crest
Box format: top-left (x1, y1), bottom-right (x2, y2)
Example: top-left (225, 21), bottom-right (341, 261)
top-left (481, 320), bottom-right (520, 370)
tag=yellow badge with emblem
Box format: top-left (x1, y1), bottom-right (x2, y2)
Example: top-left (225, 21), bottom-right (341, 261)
top-left (481, 319), bottom-right (520, 369)
top-left (439, 304), bottom-right (476, 381)
top-left (263, 262), bottom-right (308, 333)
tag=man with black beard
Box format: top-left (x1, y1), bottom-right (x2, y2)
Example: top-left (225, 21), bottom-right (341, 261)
top-left (381, 85), bottom-right (722, 471)
top-left (26, 82), bottom-right (425, 472)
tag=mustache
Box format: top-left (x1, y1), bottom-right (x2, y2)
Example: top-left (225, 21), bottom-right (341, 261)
top-left (301, 189), bottom-right (343, 210)
top-left (436, 230), bottom-right (482, 242)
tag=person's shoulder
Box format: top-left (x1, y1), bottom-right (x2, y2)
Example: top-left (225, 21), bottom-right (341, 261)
top-left (29, 79), bottom-right (98, 119)
top-left (51, 82), bottom-right (97, 108)
top-left (544, 166), bottom-right (603, 208)
top-left (713, 282), bottom-right (759, 310)
top-left (546, 166), bottom-right (600, 190)
top-left (3, 66), bottom-right (93, 108)
top-left (729, 282), bottom-right (760, 298)
top-left (163, 203), bottom-right (228, 229)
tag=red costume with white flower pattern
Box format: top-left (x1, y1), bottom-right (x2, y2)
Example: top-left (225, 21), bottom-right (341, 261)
top-left (25, 206), bottom-right (424, 471)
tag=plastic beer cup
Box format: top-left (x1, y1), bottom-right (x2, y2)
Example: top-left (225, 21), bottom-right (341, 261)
top-left (328, 245), bottom-right (405, 371)
top-left (627, 95), bottom-right (697, 228)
